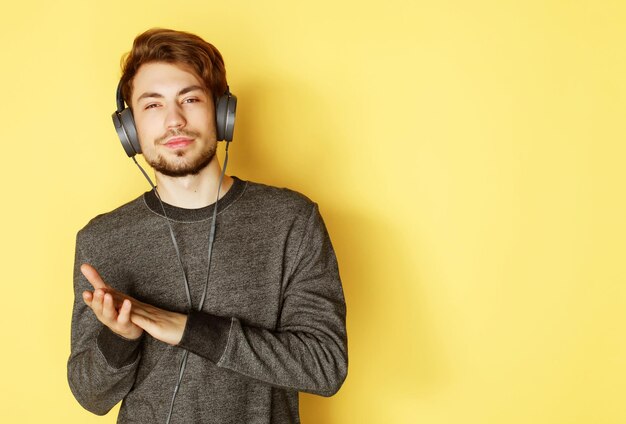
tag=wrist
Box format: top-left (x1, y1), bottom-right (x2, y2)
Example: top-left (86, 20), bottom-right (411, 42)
top-left (113, 327), bottom-right (143, 341)
top-left (97, 327), bottom-right (143, 368)
top-left (170, 312), bottom-right (188, 345)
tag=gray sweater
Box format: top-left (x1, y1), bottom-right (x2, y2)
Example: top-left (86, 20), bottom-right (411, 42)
top-left (67, 177), bottom-right (347, 423)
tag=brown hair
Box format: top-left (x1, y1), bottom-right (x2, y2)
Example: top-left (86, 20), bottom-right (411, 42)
top-left (119, 28), bottom-right (227, 106)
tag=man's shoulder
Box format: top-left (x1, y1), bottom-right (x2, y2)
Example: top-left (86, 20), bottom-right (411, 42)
top-left (77, 194), bottom-right (149, 242)
top-left (238, 179), bottom-right (317, 217)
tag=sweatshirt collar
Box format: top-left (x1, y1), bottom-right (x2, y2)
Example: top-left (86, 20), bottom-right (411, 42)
top-left (143, 176), bottom-right (245, 222)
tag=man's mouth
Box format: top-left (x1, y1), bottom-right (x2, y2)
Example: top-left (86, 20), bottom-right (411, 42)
top-left (164, 137), bottom-right (193, 149)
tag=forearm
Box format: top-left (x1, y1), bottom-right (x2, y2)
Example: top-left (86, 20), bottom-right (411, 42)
top-left (176, 203), bottom-right (349, 395)
top-left (178, 310), bottom-right (347, 396)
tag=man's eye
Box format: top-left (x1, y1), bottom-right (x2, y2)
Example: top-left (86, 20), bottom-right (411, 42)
top-left (183, 98), bottom-right (199, 104)
top-left (144, 103), bottom-right (159, 110)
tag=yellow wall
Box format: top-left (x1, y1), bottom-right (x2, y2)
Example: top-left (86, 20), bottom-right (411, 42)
top-left (1, 1), bottom-right (624, 422)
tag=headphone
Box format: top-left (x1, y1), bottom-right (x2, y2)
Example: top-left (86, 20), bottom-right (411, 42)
top-left (111, 80), bottom-right (237, 157)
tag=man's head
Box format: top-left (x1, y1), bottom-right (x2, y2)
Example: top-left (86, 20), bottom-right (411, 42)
top-left (119, 28), bottom-right (229, 177)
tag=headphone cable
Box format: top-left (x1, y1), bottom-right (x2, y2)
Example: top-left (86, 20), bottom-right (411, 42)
top-left (131, 142), bottom-right (231, 423)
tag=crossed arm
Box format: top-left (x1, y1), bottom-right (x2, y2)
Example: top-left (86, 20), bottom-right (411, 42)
top-left (80, 263), bottom-right (187, 346)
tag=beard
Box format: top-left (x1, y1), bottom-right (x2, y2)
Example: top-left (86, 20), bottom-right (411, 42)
top-left (146, 130), bottom-right (216, 177)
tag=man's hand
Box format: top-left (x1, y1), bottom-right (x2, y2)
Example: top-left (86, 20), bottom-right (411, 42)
top-left (81, 264), bottom-right (143, 340)
top-left (81, 264), bottom-right (187, 345)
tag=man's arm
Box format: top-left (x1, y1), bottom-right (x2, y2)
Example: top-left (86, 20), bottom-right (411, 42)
top-left (206, 204), bottom-right (347, 396)
top-left (67, 238), bottom-right (144, 415)
top-left (79, 204), bottom-right (348, 397)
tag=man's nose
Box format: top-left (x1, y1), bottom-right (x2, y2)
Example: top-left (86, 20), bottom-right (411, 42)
top-left (165, 104), bottom-right (186, 128)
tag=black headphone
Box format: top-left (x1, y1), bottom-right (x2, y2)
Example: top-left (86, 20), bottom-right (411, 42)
top-left (111, 81), bottom-right (237, 157)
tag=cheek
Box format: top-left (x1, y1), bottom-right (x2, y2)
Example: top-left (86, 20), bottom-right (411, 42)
top-left (187, 105), bottom-right (216, 129)
top-left (135, 116), bottom-right (161, 146)
top-left (197, 112), bottom-right (217, 134)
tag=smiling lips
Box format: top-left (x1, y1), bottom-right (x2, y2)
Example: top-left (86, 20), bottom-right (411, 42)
top-left (164, 136), bottom-right (193, 149)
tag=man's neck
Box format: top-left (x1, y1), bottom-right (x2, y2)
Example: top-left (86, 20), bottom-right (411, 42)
top-left (153, 158), bottom-right (233, 209)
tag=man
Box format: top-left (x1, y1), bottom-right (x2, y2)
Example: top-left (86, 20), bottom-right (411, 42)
top-left (67, 28), bottom-right (347, 424)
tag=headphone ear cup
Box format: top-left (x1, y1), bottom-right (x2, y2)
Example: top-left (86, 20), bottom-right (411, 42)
top-left (215, 92), bottom-right (237, 142)
top-left (112, 108), bottom-right (142, 157)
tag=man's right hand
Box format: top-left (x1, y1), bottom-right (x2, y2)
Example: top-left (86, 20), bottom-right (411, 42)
top-left (81, 263), bottom-right (144, 340)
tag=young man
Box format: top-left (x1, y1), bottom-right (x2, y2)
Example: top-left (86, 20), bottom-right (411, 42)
top-left (67, 28), bottom-right (347, 423)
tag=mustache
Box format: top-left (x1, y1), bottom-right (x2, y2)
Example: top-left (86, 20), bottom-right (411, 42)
top-left (155, 129), bottom-right (201, 144)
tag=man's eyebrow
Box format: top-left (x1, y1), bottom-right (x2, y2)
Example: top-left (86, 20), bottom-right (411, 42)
top-left (136, 85), bottom-right (206, 102)
top-left (178, 85), bottom-right (206, 96)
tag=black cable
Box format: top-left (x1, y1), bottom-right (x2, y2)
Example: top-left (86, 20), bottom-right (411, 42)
top-left (132, 145), bottom-right (231, 423)
top-left (199, 141), bottom-right (229, 310)
top-left (165, 349), bottom-right (189, 424)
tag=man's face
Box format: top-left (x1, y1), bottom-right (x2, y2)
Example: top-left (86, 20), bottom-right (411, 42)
top-left (131, 62), bottom-right (217, 177)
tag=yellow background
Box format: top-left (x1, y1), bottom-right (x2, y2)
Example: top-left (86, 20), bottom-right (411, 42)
top-left (1, 1), bottom-right (624, 423)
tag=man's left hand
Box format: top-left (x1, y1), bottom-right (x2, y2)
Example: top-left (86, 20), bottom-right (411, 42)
top-left (81, 263), bottom-right (188, 346)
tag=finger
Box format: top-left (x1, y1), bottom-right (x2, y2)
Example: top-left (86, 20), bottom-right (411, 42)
top-left (118, 299), bottom-right (132, 324)
top-left (113, 292), bottom-right (135, 309)
top-left (102, 293), bottom-right (118, 322)
top-left (80, 264), bottom-right (108, 290)
top-left (91, 288), bottom-right (105, 317)
top-left (82, 290), bottom-right (93, 306)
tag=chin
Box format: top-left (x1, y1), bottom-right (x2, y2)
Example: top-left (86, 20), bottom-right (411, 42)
top-left (148, 151), bottom-right (215, 178)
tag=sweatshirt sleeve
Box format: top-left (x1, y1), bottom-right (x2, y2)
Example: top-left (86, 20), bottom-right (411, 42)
top-left (67, 232), bottom-right (143, 415)
top-left (177, 204), bottom-right (348, 396)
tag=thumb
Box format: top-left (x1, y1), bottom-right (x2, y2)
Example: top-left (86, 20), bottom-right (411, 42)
top-left (80, 263), bottom-right (108, 290)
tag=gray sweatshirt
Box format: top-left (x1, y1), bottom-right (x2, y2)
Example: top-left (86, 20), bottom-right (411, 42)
top-left (67, 177), bottom-right (347, 423)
